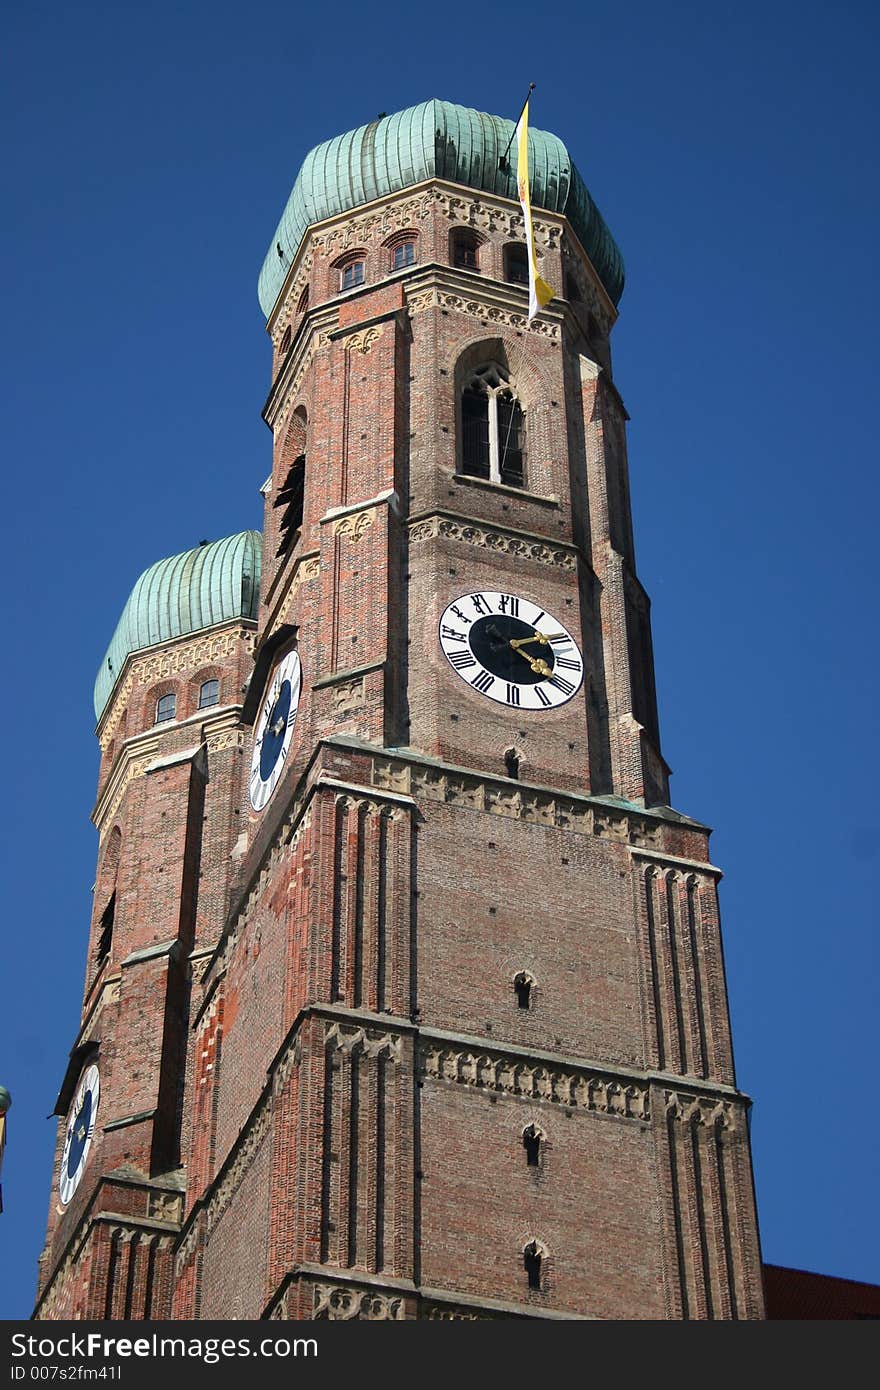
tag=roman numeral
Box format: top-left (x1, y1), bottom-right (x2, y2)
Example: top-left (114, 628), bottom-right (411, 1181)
top-left (547, 632), bottom-right (570, 645)
top-left (505, 684), bottom-right (521, 706)
top-left (531, 609), bottom-right (546, 625)
top-left (448, 650), bottom-right (477, 670)
top-left (441, 624), bottom-right (468, 643)
top-left (535, 687), bottom-right (552, 707)
top-left (471, 669), bottom-right (494, 694)
top-left (555, 656), bottom-right (581, 671)
top-left (549, 674), bottom-right (576, 696)
top-left (498, 594), bottom-right (519, 617)
top-left (450, 604), bottom-right (471, 625)
top-left (470, 593), bottom-right (491, 616)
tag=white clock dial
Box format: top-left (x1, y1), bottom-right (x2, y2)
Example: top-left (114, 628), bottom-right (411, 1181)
top-left (249, 648), bottom-right (302, 811)
top-left (439, 591), bottom-right (584, 709)
top-left (59, 1063), bottom-right (100, 1206)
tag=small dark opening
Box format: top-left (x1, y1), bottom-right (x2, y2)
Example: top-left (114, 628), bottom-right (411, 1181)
top-left (280, 325), bottom-right (291, 355)
top-left (505, 243), bottom-right (529, 286)
top-left (523, 1125), bottom-right (541, 1168)
top-left (504, 748), bottom-right (520, 780)
top-left (514, 972), bottom-right (533, 1010)
top-left (524, 1241), bottom-right (542, 1290)
top-left (96, 891), bottom-right (116, 963)
top-left (452, 231), bottom-right (479, 270)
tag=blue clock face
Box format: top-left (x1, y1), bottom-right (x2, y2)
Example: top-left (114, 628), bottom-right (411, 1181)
top-left (66, 1090), bottom-right (92, 1179)
top-left (259, 679), bottom-right (292, 781)
top-left (249, 649), bottom-right (302, 811)
top-left (59, 1063), bottom-right (100, 1206)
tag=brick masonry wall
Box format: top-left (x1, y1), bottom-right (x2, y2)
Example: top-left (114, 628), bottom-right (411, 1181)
top-left (37, 175), bottom-right (764, 1321)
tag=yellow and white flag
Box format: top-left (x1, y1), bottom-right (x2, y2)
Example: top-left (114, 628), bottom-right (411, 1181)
top-left (515, 101), bottom-right (554, 321)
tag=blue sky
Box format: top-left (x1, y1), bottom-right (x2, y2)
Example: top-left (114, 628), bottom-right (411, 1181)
top-left (2, 0), bottom-right (878, 1318)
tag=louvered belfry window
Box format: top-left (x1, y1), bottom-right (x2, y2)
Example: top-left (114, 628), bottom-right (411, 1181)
top-left (460, 365), bottom-right (525, 488)
top-left (275, 453), bottom-right (305, 556)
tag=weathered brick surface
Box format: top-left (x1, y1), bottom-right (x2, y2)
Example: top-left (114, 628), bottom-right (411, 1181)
top-left (36, 172), bottom-right (764, 1321)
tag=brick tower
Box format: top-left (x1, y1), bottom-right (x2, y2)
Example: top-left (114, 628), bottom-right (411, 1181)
top-left (36, 99), bottom-right (765, 1320)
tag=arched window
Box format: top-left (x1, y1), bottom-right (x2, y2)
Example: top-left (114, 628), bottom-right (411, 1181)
top-left (523, 1240), bottom-right (545, 1291)
top-left (199, 679), bottom-right (220, 709)
top-left (461, 364), bottom-right (525, 488)
top-left (451, 228), bottom-right (481, 271)
top-left (504, 243), bottom-right (529, 286)
top-left (522, 1124), bottom-right (543, 1168)
top-left (279, 325), bottom-right (291, 355)
top-left (339, 256), bottom-right (365, 291)
top-left (155, 693), bottom-right (176, 724)
top-left (514, 970), bottom-right (535, 1010)
top-left (297, 284), bottom-right (309, 316)
top-left (391, 238), bottom-right (417, 271)
top-left (275, 453), bottom-right (305, 556)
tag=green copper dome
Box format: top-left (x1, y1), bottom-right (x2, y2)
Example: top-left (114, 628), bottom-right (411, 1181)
top-left (257, 98), bottom-right (624, 317)
top-left (94, 531), bottom-right (261, 722)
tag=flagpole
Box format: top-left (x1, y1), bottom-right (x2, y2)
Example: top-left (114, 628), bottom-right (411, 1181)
top-left (499, 83), bottom-right (536, 172)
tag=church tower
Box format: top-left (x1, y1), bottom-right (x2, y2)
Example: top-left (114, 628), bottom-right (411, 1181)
top-left (36, 100), bottom-right (765, 1320)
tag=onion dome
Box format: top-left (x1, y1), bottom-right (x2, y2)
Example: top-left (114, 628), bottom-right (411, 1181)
top-left (94, 531), bottom-right (261, 722)
top-left (258, 98), bottom-right (624, 317)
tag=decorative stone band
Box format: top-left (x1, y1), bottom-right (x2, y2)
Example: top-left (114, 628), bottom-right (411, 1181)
top-left (313, 1284), bottom-right (407, 1321)
top-left (373, 753), bottom-right (677, 852)
top-left (407, 285), bottom-right (560, 340)
top-left (419, 1039), bottom-right (650, 1122)
top-left (408, 512), bottom-right (576, 570)
top-left (325, 1020), bottom-right (405, 1062)
top-left (664, 1089), bottom-right (735, 1131)
top-left (98, 624), bottom-right (255, 751)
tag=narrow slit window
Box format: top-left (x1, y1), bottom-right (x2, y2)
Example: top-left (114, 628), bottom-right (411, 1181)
top-left (524, 1241), bottom-right (543, 1290)
top-left (522, 1125), bottom-right (542, 1168)
top-left (504, 748), bottom-right (520, 780)
top-left (514, 971), bottom-right (534, 1010)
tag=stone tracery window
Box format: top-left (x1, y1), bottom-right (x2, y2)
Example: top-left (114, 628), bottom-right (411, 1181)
top-left (460, 363), bottom-right (525, 488)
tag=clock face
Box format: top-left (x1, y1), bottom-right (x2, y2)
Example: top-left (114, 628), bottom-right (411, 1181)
top-left (59, 1063), bottom-right (100, 1206)
top-left (439, 591), bottom-right (584, 709)
top-left (249, 648), bottom-right (302, 811)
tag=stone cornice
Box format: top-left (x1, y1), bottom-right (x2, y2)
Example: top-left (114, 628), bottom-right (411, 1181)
top-left (407, 509), bottom-right (577, 570)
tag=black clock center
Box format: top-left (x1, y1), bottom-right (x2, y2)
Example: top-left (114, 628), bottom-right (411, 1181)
top-left (469, 615), bottom-right (557, 686)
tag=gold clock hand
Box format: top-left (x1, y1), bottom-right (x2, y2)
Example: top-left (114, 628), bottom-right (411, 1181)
top-left (510, 644), bottom-right (553, 678)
